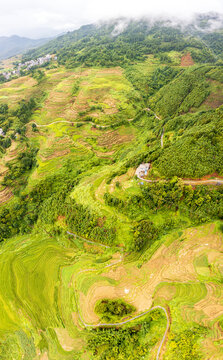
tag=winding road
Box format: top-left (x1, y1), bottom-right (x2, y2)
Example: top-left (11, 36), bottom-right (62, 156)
top-left (67, 231), bottom-right (170, 360)
top-left (31, 120), bottom-right (110, 129)
top-left (137, 172), bottom-right (223, 186)
top-left (31, 116), bottom-right (135, 129)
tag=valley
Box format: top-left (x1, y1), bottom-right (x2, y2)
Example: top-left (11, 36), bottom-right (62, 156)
top-left (0, 16), bottom-right (223, 360)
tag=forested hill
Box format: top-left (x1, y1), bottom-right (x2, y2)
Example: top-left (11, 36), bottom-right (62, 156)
top-left (23, 13), bottom-right (223, 67)
top-left (0, 36), bottom-right (50, 60)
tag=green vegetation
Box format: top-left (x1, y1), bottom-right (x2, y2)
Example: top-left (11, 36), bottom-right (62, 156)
top-left (3, 146), bottom-right (38, 190)
top-left (87, 310), bottom-right (165, 360)
top-left (149, 66), bottom-right (211, 118)
top-left (154, 107), bottom-right (223, 178)
top-left (95, 299), bottom-right (136, 322)
top-left (164, 327), bottom-right (207, 360)
top-left (23, 18), bottom-right (220, 68)
top-left (31, 69), bottom-right (46, 83)
top-left (0, 16), bottom-right (222, 360)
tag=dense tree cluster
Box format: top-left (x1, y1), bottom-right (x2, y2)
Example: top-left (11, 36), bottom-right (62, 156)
top-left (132, 220), bottom-right (158, 251)
top-left (165, 327), bottom-right (207, 360)
top-left (104, 178), bottom-right (223, 251)
top-left (0, 166), bottom-right (116, 245)
top-left (154, 107), bottom-right (223, 178)
top-left (3, 147), bottom-right (38, 190)
top-left (87, 312), bottom-right (158, 360)
top-left (149, 66), bottom-right (212, 118)
top-left (95, 299), bottom-right (136, 322)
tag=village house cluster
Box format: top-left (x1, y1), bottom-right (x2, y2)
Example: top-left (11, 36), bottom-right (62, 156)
top-left (1, 54), bottom-right (55, 81)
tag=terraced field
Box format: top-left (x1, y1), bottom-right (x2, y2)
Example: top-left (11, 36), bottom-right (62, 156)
top-left (31, 67), bottom-right (140, 126)
top-left (0, 53), bottom-right (223, 359)
top-left (0, 76), bottom-right (37, 107)
top-left (0, 222), bottom-right (222, 359)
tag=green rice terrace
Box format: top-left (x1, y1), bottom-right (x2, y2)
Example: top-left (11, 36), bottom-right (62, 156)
top-left (0, 18), bottom-right (223, 360)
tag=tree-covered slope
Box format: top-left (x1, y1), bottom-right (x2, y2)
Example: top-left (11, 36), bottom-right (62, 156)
top-left (23, 14), bottom-right (223, 67)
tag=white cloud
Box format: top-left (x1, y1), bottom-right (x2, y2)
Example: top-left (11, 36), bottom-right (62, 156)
top-left (0, 0), bottom-right (222, 38)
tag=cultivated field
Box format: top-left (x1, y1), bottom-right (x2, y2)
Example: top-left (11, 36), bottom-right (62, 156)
top-left (0, 53), bottom-right (223, 359)
top-left (0, 223), bottom-right (222, 359)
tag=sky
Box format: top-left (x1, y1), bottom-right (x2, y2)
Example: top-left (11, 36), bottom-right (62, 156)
top-left (1, 0), bottom-right (223, 38)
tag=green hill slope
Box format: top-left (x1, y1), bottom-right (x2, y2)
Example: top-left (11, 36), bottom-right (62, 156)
top-left (0, 15), bottom-right (223, 360)
top-left (23, 15), bottom-right (223, 67)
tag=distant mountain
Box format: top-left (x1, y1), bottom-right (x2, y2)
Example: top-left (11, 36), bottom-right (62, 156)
top-left (0, 35), bottom-right (50, 60)
top-left (23, 13), bottom-right (223, 67)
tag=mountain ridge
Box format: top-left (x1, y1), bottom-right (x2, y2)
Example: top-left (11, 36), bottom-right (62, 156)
top-left (0, 35), bottom-right (51, 60)
top-left (22, 13), bottom-right (223, 68)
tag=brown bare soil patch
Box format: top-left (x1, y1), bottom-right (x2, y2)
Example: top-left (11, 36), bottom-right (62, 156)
top-left (97, 216), bottom-right (106, 227)
top-left (96, 68), bottom-right (123, 76)
top-left (1, 76), bottom-right (36, 89)
top-left (102, 263), bottom-right (127, 281)
top-left (55, 328), bottom-right (84, 351)
top-left (155, 284), bottom-right (176, 301)
top-left (202, 337), bottom-right (223, 360)
top-left (97, 131), bottom-right (134, 148)
top-left (181, 53), bottom-right (194, 67)
top-left (39, 352), bottom-right (49, 360)
top-left (109, 168), bottom-right (135, 193)
top-left (79, 284), bottom-right (117, 323)
top-left (3, 141), bottom-right (21, 163)
top-left (203, 82), bottom-right (223, 109)
top-left (200, 172), bottom-right (223, 180)
top-left (39, 136), bottom-right (73, 160)
top-left (57, 215), bottom-right (65, 221)
top-left (194, 283), bottom-right (223, 319)
top-left (0, 187), bottom-right (13, 204)
top-left (72, 312), bottom-right (81, 329)
top-left (40, 149), bottom-right (70, 161)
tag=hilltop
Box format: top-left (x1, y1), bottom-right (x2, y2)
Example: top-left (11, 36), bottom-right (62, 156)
top-left (0, 14), bottom-right (222, 360)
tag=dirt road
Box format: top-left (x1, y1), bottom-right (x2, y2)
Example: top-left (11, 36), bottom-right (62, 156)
top-left (137, 174), bottom-right (223, 186)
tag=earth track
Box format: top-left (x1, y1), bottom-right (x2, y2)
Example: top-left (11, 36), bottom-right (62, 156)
top-left (137, 174), bottom-right (223, 186)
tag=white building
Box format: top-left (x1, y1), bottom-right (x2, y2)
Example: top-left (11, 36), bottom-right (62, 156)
top-left (135, 163), bottom-right (150, 179)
